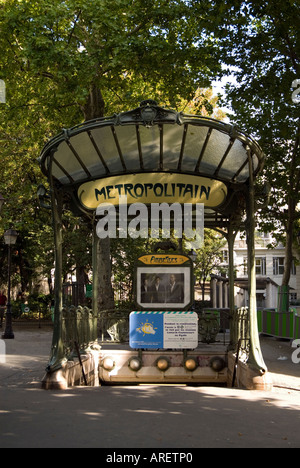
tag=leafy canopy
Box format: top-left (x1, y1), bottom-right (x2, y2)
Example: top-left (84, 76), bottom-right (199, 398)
top-left (0, 0), bottom-right (223, 294)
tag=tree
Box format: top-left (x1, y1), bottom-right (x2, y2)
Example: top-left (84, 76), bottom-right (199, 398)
top-left (0, 0), bottom-right (221, 117)
top-left (201, 0), bottom-right (300, 298)
top-left (193, 229), bottom-right (226, 301)
top-left (0, 0), bottom-right (223, 307)
top-left (111, 237), bottom-right (149, 306)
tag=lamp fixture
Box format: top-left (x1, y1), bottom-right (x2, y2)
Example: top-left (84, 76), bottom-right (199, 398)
top-left (4, 229), bottom-right (18, 246)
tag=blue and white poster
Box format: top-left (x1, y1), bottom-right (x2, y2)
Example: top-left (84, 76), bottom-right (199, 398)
top-left (130, 311), bottom-right (198, 349)
top-left (130, 312), bottom-right (164, 349)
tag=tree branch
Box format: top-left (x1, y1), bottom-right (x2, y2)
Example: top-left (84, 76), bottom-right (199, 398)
top-left (68, 10), bottom-right (82, 45)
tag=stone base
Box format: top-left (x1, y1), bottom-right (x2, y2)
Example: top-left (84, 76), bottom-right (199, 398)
top-left (41, 351), bottom-right (100, 390)
top-left (99, 348), bottom-right (228, 385)
top-left (227, 352), bottom-right (273, 391)
top-left (41, 349), bottom-right (273, 391)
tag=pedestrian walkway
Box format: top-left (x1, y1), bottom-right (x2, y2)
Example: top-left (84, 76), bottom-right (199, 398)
top-left (259, 334), bottom-right (300, 392)
top-left (0, 326), bottom-right (53, 388)
top-left (0, 327), bottom-right (300, 448)
top-left (1, 326), bottom-right (299, 391)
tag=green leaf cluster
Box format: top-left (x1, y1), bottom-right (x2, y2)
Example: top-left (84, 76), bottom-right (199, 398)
top-left (0, 0), bottom-right (222, 296)
top-left (201, 0), bottom-right (300, 286)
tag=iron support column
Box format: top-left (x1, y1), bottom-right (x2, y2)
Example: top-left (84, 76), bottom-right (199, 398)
top-left (246, 150), bottom-right (267, 373)
top-left (227, 223), bottom-right (237, 350)
top-left (92, 220), bottom-right (100, 342)
top-left (47, 172), bottom-right (67, 371)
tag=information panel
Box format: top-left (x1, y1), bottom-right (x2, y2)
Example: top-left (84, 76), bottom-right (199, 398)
top-left (129, 311), bottom-right (198, 349)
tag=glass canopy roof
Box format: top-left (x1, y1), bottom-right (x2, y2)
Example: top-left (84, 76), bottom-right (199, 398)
top-left (39, 100), bottom-right (264, 215)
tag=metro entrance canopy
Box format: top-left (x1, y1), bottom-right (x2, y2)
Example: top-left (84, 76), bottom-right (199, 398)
top-left (39, 99), bottom-right (264, 224)
top-left (39, 100), bottom-right (270, 388)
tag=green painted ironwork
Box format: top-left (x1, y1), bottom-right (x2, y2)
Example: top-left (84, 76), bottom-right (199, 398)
top-left (62, 305), bottom-right (96, 357)
top-left (198, 311), bottom-right (220, 344)
top-left (46, 173), bottom-right (66, 372)
top-left (230, 307), bottom-right (250, 356)
top-left (99, 309), bottom-right (130, 342)
top-left (39, 102), bottom-right (268, 380)
top-left (246, 149), bottom-right (267, 374)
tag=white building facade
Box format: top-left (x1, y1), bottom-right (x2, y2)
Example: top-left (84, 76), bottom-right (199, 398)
top-left (229, 233), bottom-right (300, 309)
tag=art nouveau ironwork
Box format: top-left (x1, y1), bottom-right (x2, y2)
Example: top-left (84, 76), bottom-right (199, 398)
top-left (39, 100), bottom-right (267, 380)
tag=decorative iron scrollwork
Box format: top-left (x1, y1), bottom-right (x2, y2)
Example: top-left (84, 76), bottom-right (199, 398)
top-left (117, 99), bottom-right (178, 127)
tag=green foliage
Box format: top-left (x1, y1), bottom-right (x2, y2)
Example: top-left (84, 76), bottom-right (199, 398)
top-left (10, 292), bottom-right (52, 319)
top-left (3, 0), bottom-right (298, 297)
top-left (192, 229), bottom-right (227, 300)
top-left (0, 0), bottom-right (222, 296)
top-left (201, 0), bottom-right (300, 285)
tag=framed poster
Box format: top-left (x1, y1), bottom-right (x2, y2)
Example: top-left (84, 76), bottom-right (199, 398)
top-left (135, 254), bottom-right (194, 311)
top-left (129, 311), bottom-right (198, 349)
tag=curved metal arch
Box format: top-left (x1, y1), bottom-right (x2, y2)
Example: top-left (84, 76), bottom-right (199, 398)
top-left (39, 101), bottom-right (265, 197)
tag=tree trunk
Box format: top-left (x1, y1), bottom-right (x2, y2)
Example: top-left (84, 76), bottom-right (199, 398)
top-left (76, 265), bottom-right (88, 305)
top-left (82, 83), bottom-right (105, 122)
top-left (82, 82), bottom-right (115, 311)
top-left (282, 125), bottom-right (299, 289)
top-left (97, 236), bottom-right (115, 311)
top-left (282, 201), bottom-right (295, 288)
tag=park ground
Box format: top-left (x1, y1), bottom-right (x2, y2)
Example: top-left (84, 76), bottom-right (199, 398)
top-left (0, 326), bottom-right (299, 449)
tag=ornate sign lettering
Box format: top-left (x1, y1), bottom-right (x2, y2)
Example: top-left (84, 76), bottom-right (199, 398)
top-left (78, 173), bottom-right (227, 209)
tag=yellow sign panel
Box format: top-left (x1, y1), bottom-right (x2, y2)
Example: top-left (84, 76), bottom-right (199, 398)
top-left (78, 173), bottom-right (227, 210)
top-left (138, 254), bottom-right (190, 265)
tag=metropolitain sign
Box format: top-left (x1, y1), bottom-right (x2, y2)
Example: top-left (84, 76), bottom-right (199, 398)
top-left (78, 173), bottom-right (227, 210)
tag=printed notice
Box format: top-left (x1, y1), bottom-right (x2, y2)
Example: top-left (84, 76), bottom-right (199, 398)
top-left (164, 313), bottom-right (198, 349)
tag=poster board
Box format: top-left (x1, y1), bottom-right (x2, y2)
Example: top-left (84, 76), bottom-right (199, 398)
top-left (135, 254), bottom-right (194, 311)
top-left (129, 311), bottom-right (198, 350)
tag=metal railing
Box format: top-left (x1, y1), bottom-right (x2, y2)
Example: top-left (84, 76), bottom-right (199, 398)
top-left (98, 309), bottom-right (130, 342)
top-left (61, 306), bottom-right (97, 358)
top-left (58, 305), bottom-right (251, 362)
top-left (230, 307), bottom-right (250, 359)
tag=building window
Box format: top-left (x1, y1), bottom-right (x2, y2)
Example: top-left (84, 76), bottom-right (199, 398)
top-left (256, 257), bottom-right (266, 275)
top-left (273, 257), bottom-right (284, 275)
top-left (221, 250), bottom-right (229, 263)
top-left (243, 257), bottom-right (266, 275)
top-left (273, 258), bottom-right (296, 276)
